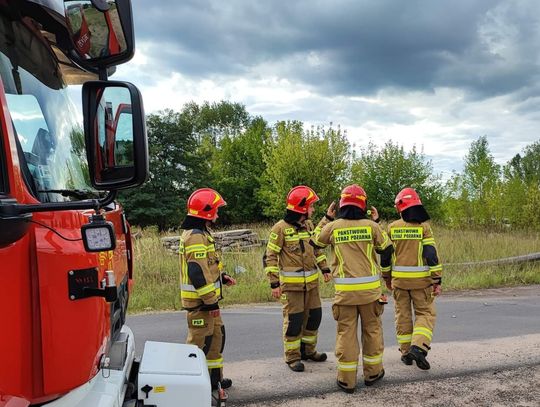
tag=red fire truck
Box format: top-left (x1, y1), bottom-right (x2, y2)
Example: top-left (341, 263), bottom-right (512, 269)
top-left (0, 1), bottom-right (211, 406)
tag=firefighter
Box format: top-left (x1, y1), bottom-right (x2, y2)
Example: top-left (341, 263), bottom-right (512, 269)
top-left (264, 186), bottom-right (332, 372)
top-left (179, 188), bottom-right (237, 390)
top-left (311, 185), bottom-right (393, 393)
top-left (383, 187), bottom-right (442, 371)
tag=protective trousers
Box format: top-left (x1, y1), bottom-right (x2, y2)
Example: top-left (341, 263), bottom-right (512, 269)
top-left (393, 287), bottom-right (436, 354)
top-left (282, 286), bottom-right (322, 363)
top-left (332, 301), bottom-right (384, 390)
top-left (186, 310), bottom-right (225, 386)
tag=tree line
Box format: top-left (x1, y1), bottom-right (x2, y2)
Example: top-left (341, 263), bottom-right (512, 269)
top-left (118, 101), bottom-right (540, 230)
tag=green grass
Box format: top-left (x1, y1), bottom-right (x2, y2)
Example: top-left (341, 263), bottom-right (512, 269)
top-left (128, 225), bottom-right (540, 313)
top-left (129, 232), bottom-right (180, 312)
top-left (435, 226), bottom-right (540, 263)
top-left (444, 263), bottom-right (540, 290)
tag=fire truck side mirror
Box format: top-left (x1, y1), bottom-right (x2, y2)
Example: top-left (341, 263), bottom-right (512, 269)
top-left (64, 0), bottom-right (135, 69)
top-left (82, 81), bottom-right (148, 190)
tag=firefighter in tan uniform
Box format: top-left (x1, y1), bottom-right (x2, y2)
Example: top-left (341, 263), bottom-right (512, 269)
top-left (311, 185), bottom-right (393, 393)
top-left (180, 188), bottom-right (237, 391)
top-left (383, 187), bottom-right (442, 370)
top-left (264, 186), bottom-right (332, 372)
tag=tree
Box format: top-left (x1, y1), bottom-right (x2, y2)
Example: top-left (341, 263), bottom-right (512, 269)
top-left (504, 141), bottom-right (540, 186)
top-left (258, 121), bottom-right (351, 219)
top-left (462, 136), bottom-right (500, 200)
top-left (441, 172), bottom-right (471, 227)
top-left (351, 141), bottom-right (443, 220)
top-left (119, 109), bottom-right (203, 230)
top-left (460, 136), bottom-right (501, 225)
top-left (208, 117), bottom-right (271, 223)
top-left (184, 101), bottom-right (250, 145)
top-left (522, 184), bottom-right (540, 228)
top-left (442, 136), bottom-right (506, 227)
top-left (191, 101), bottom-right (252, 188)
top-left (119, 101), bottom-right (256, 229)
top-left (502, 140), bottom-right (540, 228)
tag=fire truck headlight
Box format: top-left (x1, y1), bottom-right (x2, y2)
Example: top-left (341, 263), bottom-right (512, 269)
top-left (82, 220), bottom-right (116, 252)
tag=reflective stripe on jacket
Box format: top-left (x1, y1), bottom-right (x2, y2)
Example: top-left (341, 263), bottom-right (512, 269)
top-left (264, 219), bottom-right (328, 292)
top-left (386, 219), bottom-right (442, 289)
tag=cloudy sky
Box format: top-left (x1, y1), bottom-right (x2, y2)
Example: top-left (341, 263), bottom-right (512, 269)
top-left (114, 0), bottom-right (540, 177)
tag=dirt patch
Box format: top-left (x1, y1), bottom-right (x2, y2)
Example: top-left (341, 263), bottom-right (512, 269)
top-left (227, 333), bottom-right (540, 406)
top-left (242, 364), bottom-right (540, 406)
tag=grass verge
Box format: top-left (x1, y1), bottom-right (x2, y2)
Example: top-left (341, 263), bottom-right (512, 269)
top-left (129, 225), bottom-right (540, 313)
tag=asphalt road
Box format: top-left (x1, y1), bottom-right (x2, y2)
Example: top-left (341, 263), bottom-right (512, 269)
top-left (127, 285), bottom-right (540, 360)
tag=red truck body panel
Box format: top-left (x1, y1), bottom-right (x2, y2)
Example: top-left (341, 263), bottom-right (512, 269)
top-left (0, 28), bottom-right (133, 406)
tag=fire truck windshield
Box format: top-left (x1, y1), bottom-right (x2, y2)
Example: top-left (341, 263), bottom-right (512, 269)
top-left (0, 49), bottom-right (94, 203)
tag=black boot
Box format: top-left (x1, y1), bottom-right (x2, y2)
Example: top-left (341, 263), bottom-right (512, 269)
top-left (337, 379), bottom-right (355, 394)
top-left (210, 370), bottom-right (233, 390)
top-left (211, 379), bottom-right (233, 390)
top-left (409, 345), bottom-right (430, 370)
top-left (287, 360), bottom-right (305, 372)
top-left (301, 351), bottom-right (327, 362)
top-left (364, 369), bottom-right (385, 386)
top-left (401, 353), bottom-right (413, 366)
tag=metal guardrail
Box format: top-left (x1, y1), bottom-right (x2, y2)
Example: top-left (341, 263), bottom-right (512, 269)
top-left (445, 252), bottom-right (540, 267)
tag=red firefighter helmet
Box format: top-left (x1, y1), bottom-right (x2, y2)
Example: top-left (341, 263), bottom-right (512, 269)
top-left (187, 188), bottom-right (226, 220)
top-left (286, 186), bottom-right (319, 214)
top-left (395, 187), bottom-right (422, 213)
top-left (340, 184), bottom-right (368, 210)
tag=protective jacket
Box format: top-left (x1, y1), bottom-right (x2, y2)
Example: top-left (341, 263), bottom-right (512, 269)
top-left (383, 219), bottom-right (442, 290)
top-left (312, 217), bottom-right (392, 305)
top-left (312, 213), bottom-right (392, 390)
top-left (264, 219), bottom-right (329, 292)
top-left (180, 229), bottom-right (222, 310)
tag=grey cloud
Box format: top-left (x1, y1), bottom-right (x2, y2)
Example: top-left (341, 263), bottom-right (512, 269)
top-left (129, 0), bottom-right (540, 98)
top-left (425, 154), bottom-right (464, 176)
top-left (122, 0), bottom-right (540, 171)
top-left (245, 94), bottom-right (417, 129)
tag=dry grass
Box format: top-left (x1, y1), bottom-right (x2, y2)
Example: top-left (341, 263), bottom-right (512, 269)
top-left (128, 224), bottom-right (540, 313)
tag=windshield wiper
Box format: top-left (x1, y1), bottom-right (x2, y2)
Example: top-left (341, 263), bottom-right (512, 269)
top-left (38, 189), bottom-right (101, 199)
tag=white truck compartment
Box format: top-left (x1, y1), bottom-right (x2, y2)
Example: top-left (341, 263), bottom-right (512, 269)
top-left (138, 341), bottom-right (211, 407)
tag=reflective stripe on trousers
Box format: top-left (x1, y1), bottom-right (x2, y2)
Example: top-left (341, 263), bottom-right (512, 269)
top-left (397, 334), bottom-right (412, 344)
top-left (413, 326), bottom-right (433, 341)
top-left (337, 361), bottom-right (358, 371)
top-left (206, 357), bottom-right (224, 369)
top-left (284, 339), bottom-right (301, 350)
top-left (301, 335), bottom-right (317, 344)
top-left (363, 353), bottom-right (383, 365)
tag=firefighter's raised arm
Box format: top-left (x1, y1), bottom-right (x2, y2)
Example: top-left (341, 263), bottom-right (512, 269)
top-left (311, 215), bottom-right (333, 249)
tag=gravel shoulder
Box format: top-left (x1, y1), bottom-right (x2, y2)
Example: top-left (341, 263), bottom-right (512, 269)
top-left (228, 333), bottom-right (540, 406)
top-left (242, 364), bottom-right (540, 407)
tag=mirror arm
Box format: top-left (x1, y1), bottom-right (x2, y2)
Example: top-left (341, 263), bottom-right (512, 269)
top-left (97, 190), bottom-right (117, 209)
top-left (0, 191), bottom-right (118, 216)
top-left (98, 67), bottom-right (108, 81)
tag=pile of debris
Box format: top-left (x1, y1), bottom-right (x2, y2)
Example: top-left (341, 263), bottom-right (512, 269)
top-left (162, 229), bottom-right (261, 254)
